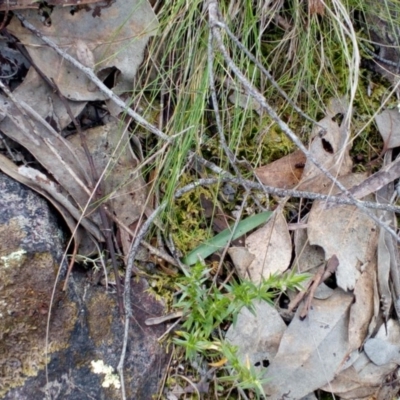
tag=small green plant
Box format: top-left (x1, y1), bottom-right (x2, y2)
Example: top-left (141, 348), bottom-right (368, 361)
top-left (172, 262), bottom-right (308, 397)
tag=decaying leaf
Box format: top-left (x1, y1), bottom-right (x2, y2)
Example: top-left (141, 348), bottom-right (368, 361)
top-left (0, 93), bottom-right (93, 213)
top-left (67, 121), bottom-right (147, 257)
top-left (225, 300), bottom-right (286, 371)
top-left (0, 91), bottom-right (146, 256)
top-left (8, 0), bottom-right (158, 100)
top-left (348, 258), bottom-right (377, 351)
top-left (299, 98), bottom-right (352, 193)
top-left (375, 152), bottom-right (400, 321)
top-left (263, 289), bottom-right (354, 399)
top-left (255, 149), bottom-right (306, 189)
top-left (14, 68), bottom-right (87, 131)
top-left (365, 337), bottom-right (400, 366)
top-left (375, 108), bottom-right (400, 150)
top-left (322, 319), bottom-right (400, 399)
top-left (231, 211), bottom-right (291, 283)
top-left (293, 216), bottom-right (325, 273)
top-left (307, 174), bottom-right (378, 291)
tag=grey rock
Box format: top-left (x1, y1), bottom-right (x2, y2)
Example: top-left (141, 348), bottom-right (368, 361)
top-left (0, 173), bottom-right (168, 399)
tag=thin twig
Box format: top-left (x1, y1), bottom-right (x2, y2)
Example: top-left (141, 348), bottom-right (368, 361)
top-left (207, 29), bottom-right (264, 211)
top-left (105, 208), bottom-right (179, 267)
top-left (212, 20), bottom-right (325, 130)
top-left (117, 202), bottom-right (167, 400)
top-left (175, 176), bottom-right (400, 214)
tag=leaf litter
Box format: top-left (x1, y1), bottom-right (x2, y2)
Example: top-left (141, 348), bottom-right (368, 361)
top-left (225, 100), bottom-right (400, 399)
top-left (1, 0), bottom-right (400, 398)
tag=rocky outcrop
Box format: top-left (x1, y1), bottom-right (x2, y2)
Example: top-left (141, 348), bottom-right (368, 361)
top-left (0, 172), bottom-right (168, 399)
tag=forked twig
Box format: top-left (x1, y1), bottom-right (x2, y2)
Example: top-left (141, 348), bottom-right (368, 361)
top-left (288, 255), bottom-right (339, 319)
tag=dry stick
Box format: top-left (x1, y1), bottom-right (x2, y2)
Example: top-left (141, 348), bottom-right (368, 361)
top-left (207, 1), bottom-right (400, 243)
top-left (175, 176), bottom-right (400, 214)
top-left (184, 152), bottom-right (400, 213)
top-left (189, 151), bottom-right (400, 213)
top-left (105, 208), bottom-right (179, 267)
top-left (117, 202), bottom-right (166, 400)
top-left (13, 12), bottom-right (171, 143)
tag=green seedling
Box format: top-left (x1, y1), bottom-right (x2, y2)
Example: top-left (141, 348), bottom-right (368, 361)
top-left (182, 210), bottom-right (272, 266)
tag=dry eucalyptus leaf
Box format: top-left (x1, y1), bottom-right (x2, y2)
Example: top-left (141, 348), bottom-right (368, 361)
top-left (8, 0), bottom-right (158, 100)
top-left (322, 319), bottom-right (400, 399)
top-left (240, 211), bottom-right (291, 283)
top-left (375, 159), bottom-right (400, 321)
top-left (263, 289), bottom-right (353, 400)
top-left (0, 93), bottom-right (93, 214)
top-left (67, 121), bottom-right (147, 258)
top-left (227, 246), bottom-right (255, 279)
top-left (307, 174), bottom-right (378, 291)
top-left (14, 68), bottom-right (87, 131)
top-left (225, 300), bottom-right (286, 371)
top-left (375, 108), bottom-right (400, 150)
top-left (298, 100), bottom-right (352, 193)
top-left (364, 338), bottom-right (400, 366)
top-left (293, 216), bottom-right (325, 273)
top-left (347, 258), bottom-right (376, 352)
top-left (255, 149), bottom-right (306, 189)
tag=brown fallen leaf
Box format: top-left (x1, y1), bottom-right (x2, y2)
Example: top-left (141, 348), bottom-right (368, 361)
top-left (299, 97), bottom-right (352, 193)
top-left (307, 173), bottom-right (378, 291)
top-left (230, 211), bottom-right (292, 284)
top-left (263, 289), bottom-right (354, 400)
top-left (8, 0), bottom-right (159, 100)
top-left (255, 149), bottom-right (306, 189)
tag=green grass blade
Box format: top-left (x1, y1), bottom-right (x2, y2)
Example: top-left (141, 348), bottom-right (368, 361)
top-left (182, 211), bottom-right (273, 266)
